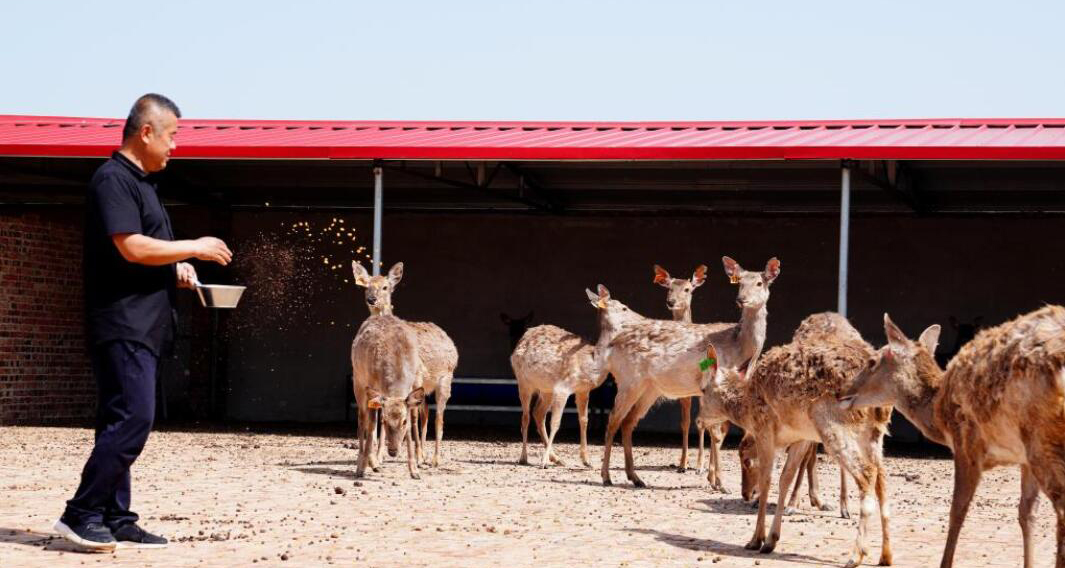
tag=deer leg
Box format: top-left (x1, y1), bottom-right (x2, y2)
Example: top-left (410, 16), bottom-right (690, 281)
top-left (695, 420), bottom-right (706, 475)
top-left (1016, 466), bottom-right (1040, 568)
top-left (405, 415), bottom-right (420, 480)
top-left (518, 384), bottom-right (533, 465)
top-left (355, 406), bottom-right (373, 478)
top-left (746, 436), bottom-right (775, 551)
top-left (374, 412), bottom-right (387, 467)
top-left (601, 386), bottom-right (641, 486)
top-left (432, 383), bottom-right (450, 468)
top-left (541, 389), bottom-right (571, 468)
top-left (575, 391), bottom-right (592, 468)
top-left (677, 397), bottom-right (692, 472)
top-left (533, 391), bottom-right (562, 464)
top-left (783, 443), bottom-right (805, 513)
top-left (874, 461), bottom-right (893, 566)
top-left (621, 389), bottom-right (659, 488)
top-left (939, 453), bottom-right (982, 568)
top-left (809, 445), bottom-right (833, 511)
top-left (817, 426), bottom-right (874, 568)
top-left (763, 442), bottom-right (807, 553)
top-left (409, 406), bottom-right (423, 469)
top-left (711, 421), bottom-right (729, 493)
top-left (839, 463), bottom-right (851, 519)
top-left (418, 398), bottom-right (430, 464)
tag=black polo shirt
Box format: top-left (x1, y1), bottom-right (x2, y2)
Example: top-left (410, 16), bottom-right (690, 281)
top-left (84, 151), bottom-right (177, 357)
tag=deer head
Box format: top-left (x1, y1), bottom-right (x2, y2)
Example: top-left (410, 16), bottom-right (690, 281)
top-left (653, 264), bottom-right (707, 319)
top-left (352, 261), bottom-right (403, 316)
top-left (722, 256), bottom-right (780, 311)
top-left (367, 387), bottom-right (425, 457)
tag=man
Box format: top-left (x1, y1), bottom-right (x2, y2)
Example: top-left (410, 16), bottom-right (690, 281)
top-left (55, 94), bottom-right (233, 551)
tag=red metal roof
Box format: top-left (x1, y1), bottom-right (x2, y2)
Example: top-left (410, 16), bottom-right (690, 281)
top-left (2, 115), bottom-right (1065, 161)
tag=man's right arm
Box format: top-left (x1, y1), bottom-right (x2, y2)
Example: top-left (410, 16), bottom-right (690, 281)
top-left (112, 234), bottom-right (233, 266)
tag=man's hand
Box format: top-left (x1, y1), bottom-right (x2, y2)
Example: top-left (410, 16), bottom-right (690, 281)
top-left (176, 262), bottom-right (198, 289)
top-left (193, 237), bottom-right (233, 266)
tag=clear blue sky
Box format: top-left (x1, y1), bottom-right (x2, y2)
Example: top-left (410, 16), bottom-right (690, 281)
top-left (3, 1), bottom-right (1062, 121)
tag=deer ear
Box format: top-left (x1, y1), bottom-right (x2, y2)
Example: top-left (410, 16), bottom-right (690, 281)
top-left (597, 285), bottom-right (610, 309)
top-left (352, 261), bottom-right (370, 287)
top-left (387, 262), bottom-right (404, 286)
top-left (653, 265), bottom-right (671, 287)
top-left (703, 344), bottom-right (719, 374)
top-left (722, 256), bottom-right (742, 284)
top-left (406, 388), bottom-right (425, 408)
top-left (918, 324), bottom-right (941, 354)
top-left (884, 313), bottom-right (909, 347)
top-left (585, 288), bottom-right (599, 307)
top-left (763, 257), bottom-right (781, 285)
top-left (692, 265), bottom-right (708, 288)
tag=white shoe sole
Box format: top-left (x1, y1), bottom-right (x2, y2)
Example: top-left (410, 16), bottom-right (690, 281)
top-left (116, 540), bottom-right (168, 549)
top-left (53, 520), bottom-right (117, 552)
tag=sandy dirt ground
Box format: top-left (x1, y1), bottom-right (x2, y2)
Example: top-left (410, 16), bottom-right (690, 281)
top-left (0, 424), bottom-right (1057, 567)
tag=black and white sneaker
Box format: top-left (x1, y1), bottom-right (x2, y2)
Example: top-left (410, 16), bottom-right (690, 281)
top-left (53, 519), bottom-right (117, 551)
top-left (112, 523), bottom-right (168, 549)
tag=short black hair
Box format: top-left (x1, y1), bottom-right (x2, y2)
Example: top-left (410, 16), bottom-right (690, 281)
top-left (122, 93), bottom-right (181, 142)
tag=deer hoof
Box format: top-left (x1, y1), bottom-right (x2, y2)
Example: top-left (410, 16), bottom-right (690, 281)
top-left (518, 456), bottom-right (529, 465)
top-left (410, 472), bottom-right (421, 480)
top-left (840, 509), bottom-right (852, 520)
top-left (744, 537), bottom-right (763, 551)
top-left (759, 537), bottom-right (778, 554)
top-left (632, 478), bottom-right (647, 489)
top-left (602, 478), bottom-right (613, 487)
top-left (784, 506), bottom-right (796, 516)
top-left (878, 552), bottom-right (893, 566)
top-left (818, 503), bottom-right (833, 512)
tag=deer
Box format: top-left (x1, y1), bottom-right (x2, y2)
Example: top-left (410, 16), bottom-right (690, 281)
top-left (601, 256), bottom-right (779, 488)
top-left (510, 285), bottom-right (644, 468)
top-left (700, 327), bottom-right (893, 568)
top-left (352, 261), bottom-right (458, 468)
top-left (653, 264), bottom-right (728, 478)
top-left (350, 313), bottom-right (426, 479)
top-left (740, 312), bottom-right (855, 516)
top-left (839, 307), bottom-right (1065, 568)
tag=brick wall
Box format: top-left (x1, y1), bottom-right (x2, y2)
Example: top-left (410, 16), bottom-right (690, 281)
top-left (0, 210), bottom-right (94, 424)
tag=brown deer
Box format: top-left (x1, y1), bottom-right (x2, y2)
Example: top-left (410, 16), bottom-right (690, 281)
top-left (651, 264), bottom-right (719, 473)
top-left (353, 261), bottom-right (458, 467)
top-left (840, 307), bottom-right (1065, 568)
top-left (351, 313), bottom-right (425, 479)
top-left (601, 256), bottom-right (779, 488)
top-left (743, 312), bottom-right (854, 517)
top-left (653, 264), bottom-right (730, 480)
top-left (701, 328), bottom-right (893, 567)
top-left (510, 285), bottom-right (644, 468)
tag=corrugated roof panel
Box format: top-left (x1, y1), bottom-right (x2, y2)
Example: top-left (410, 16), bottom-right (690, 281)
top-left (2, 115), bottom-right (1065, 160)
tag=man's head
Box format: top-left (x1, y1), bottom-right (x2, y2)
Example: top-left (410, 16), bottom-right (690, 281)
top-left (121, 94), bottom-right (181, 172)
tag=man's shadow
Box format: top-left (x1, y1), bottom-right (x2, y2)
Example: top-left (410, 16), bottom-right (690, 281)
top-left (0, 527), bottom-right (107, 554)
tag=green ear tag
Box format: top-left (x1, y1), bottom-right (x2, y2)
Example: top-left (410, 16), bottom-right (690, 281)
top-left (698, 357), bottom-right (717, 372)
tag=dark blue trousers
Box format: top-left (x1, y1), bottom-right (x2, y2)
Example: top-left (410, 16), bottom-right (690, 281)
top-left (61, 340), bottom-right (157, 529)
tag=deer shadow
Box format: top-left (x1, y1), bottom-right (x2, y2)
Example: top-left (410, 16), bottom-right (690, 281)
top-left (623, 527), bottom-right (833, 565)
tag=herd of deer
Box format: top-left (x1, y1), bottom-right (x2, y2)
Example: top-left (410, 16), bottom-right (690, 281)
top-left (348, 257), bottom-right (1065, 568)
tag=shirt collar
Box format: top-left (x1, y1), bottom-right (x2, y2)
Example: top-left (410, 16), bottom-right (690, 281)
top-left (112, 151), bottom-right (150, 180)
